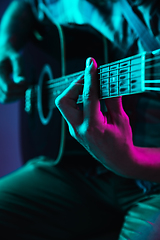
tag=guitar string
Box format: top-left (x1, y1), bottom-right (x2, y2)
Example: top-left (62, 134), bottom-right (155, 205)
top-left (46, 71), bottom-right (160, 103)
top-left (41, 51), bottom-right (160, 88)
top-left (44, 69), bottom-right (160, 96)
top-left (43, 55), bottom-right (143, 86)
top-left (44, 72), bottom-right (160, 92)
top-left (98, 54), bottom-right (160, 69)
top-left (44, 60), bottom-right (160, 90)
top-left (28, 54), bottom-right (160, 107)
top-left (42, 56), bottom-right (160, 99)
top-left (41, 83), bottom-right (160, 109)
top-left (44, 61), bottom-right (140, 86)
top-left (36, 54), bottom-right (160, 88)
top-left (45, 80), bottom-right (160, 108)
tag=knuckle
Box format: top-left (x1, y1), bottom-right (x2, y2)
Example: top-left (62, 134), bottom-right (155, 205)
top-left (83, 91), bottom-right (92, 101)
top-left (83, 86), bottom-right (93, 101)
top-left (79, 121), bottom-right (94, 140)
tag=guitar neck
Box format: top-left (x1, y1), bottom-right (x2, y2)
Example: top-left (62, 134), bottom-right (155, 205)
top-left (51, 52), bottom-right (148, 103)
top-left (25, 50), bottom-right (160, 113)
top-left (99, 51), bottom-right (149, 99)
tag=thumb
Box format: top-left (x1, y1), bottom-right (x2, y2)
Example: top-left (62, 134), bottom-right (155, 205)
top-left (11, 53), bottom-right (25, 84)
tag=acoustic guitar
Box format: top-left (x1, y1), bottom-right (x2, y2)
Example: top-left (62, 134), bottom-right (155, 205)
top-left (19, 20), bottom-right (107, 164)
top-left (20, 17), bottom-right (160, 165)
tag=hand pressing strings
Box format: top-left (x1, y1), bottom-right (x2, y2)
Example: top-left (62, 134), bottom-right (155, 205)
top-left (55, 57), bottom-right (134, 177)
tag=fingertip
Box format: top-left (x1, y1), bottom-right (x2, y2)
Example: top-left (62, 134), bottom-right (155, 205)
top-left (86, 57), bottom-right (97, 69)
top-left (13, 76), bottom-right (25, 84)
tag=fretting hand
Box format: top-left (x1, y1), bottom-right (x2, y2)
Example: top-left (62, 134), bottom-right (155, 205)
top-left (55, 57), bottom-right (135, 176)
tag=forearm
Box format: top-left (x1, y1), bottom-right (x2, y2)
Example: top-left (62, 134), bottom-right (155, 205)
top-left (129, 146), bottom-right (160, 183)
top-left (0, 1), bottom-right (36, 50)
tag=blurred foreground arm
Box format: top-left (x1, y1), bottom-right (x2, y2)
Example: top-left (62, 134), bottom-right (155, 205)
top-left (56, 57), bottom-right (160, 183)
top-left (0, 1), bottom-right (36, 103)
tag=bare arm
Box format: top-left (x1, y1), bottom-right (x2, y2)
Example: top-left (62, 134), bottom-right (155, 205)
top-left (0, 1), bottom-right (37, 103)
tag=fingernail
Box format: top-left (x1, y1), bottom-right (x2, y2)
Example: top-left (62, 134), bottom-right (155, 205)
top-left (86, 57), bottom-right (93, 68)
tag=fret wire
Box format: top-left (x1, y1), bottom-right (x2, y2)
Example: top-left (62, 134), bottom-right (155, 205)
top-left (99, 66), bottom-right (160, 79)
top-left (42, 79), bottom-right (160, 105)
top-left (47, 84), bottom-right (159, 104)
top-left (45, 76), bottom-right (160, 92)
top-left (100, 68), bottom-right (144, 79)
top-left (33, 52), bottom-right (160, 104)
top-left (98, 52), bottom-right (144, 69)
top-left (44, 61), bottom-right (143, 88)
top-left (100, 78), bottom-right (160, 83)
top-left (118, 62), bottom-right (120, 96)
top-left (109, 64), bottom-right (110, 97)
top-left (46, 66), bottom-right (143, 90)
top-left (42, 77), bottom-right (160, 99)
top-left (99, 60), bottom-right (141, 72)
top-left (99, 55), bottom-right (160, 72)
top-left (44, 56), bottom-right (143, 88)
top-left (100, 73), bottom-right (142, 84)
top-left (98, 66), bottom-right (151, 78)
top-left (45, 72), bottom-right (160, 91)
top-left (45, 61), bottom-right (160, 89)
top-left (50, 53), bottom-right (160, 86)
top-left (129, 58), bottom-right (131, 94)
top-left (99, 54), bottom-right (160, 71)
top-left (47, 68), bottom-right (160, 91)
top-left (43, 54), bottom-right (160, 91)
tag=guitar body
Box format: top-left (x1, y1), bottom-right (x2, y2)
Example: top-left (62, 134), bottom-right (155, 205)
top-left (20, 19), bottom-right (106, 164)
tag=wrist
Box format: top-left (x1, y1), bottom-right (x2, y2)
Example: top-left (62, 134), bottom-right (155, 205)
top-left (125, 146), bottom-right (160, 183)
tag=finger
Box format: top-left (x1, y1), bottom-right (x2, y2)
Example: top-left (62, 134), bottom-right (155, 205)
top-left (55, 75), bottom-right (83, 125)
top-left (0, 57), bottom-right (28, 102)
top-left (83, 57), bottom-right (102, 122)
top-left (0, 73), bottom-right (27, 102)
top-left (104, 96), bottom-right (125, 124)
top-left (10, 53), bottom-right (26, 83)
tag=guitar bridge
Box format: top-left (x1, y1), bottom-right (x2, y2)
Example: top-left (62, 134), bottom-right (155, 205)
top-left (25, 85), bottom-right (38, 114)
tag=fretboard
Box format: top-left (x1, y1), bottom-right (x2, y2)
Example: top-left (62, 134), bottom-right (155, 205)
top-left (77, 51), bottom-right (152, 103)
top-left (25, 50), bottom-right (160, 113)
